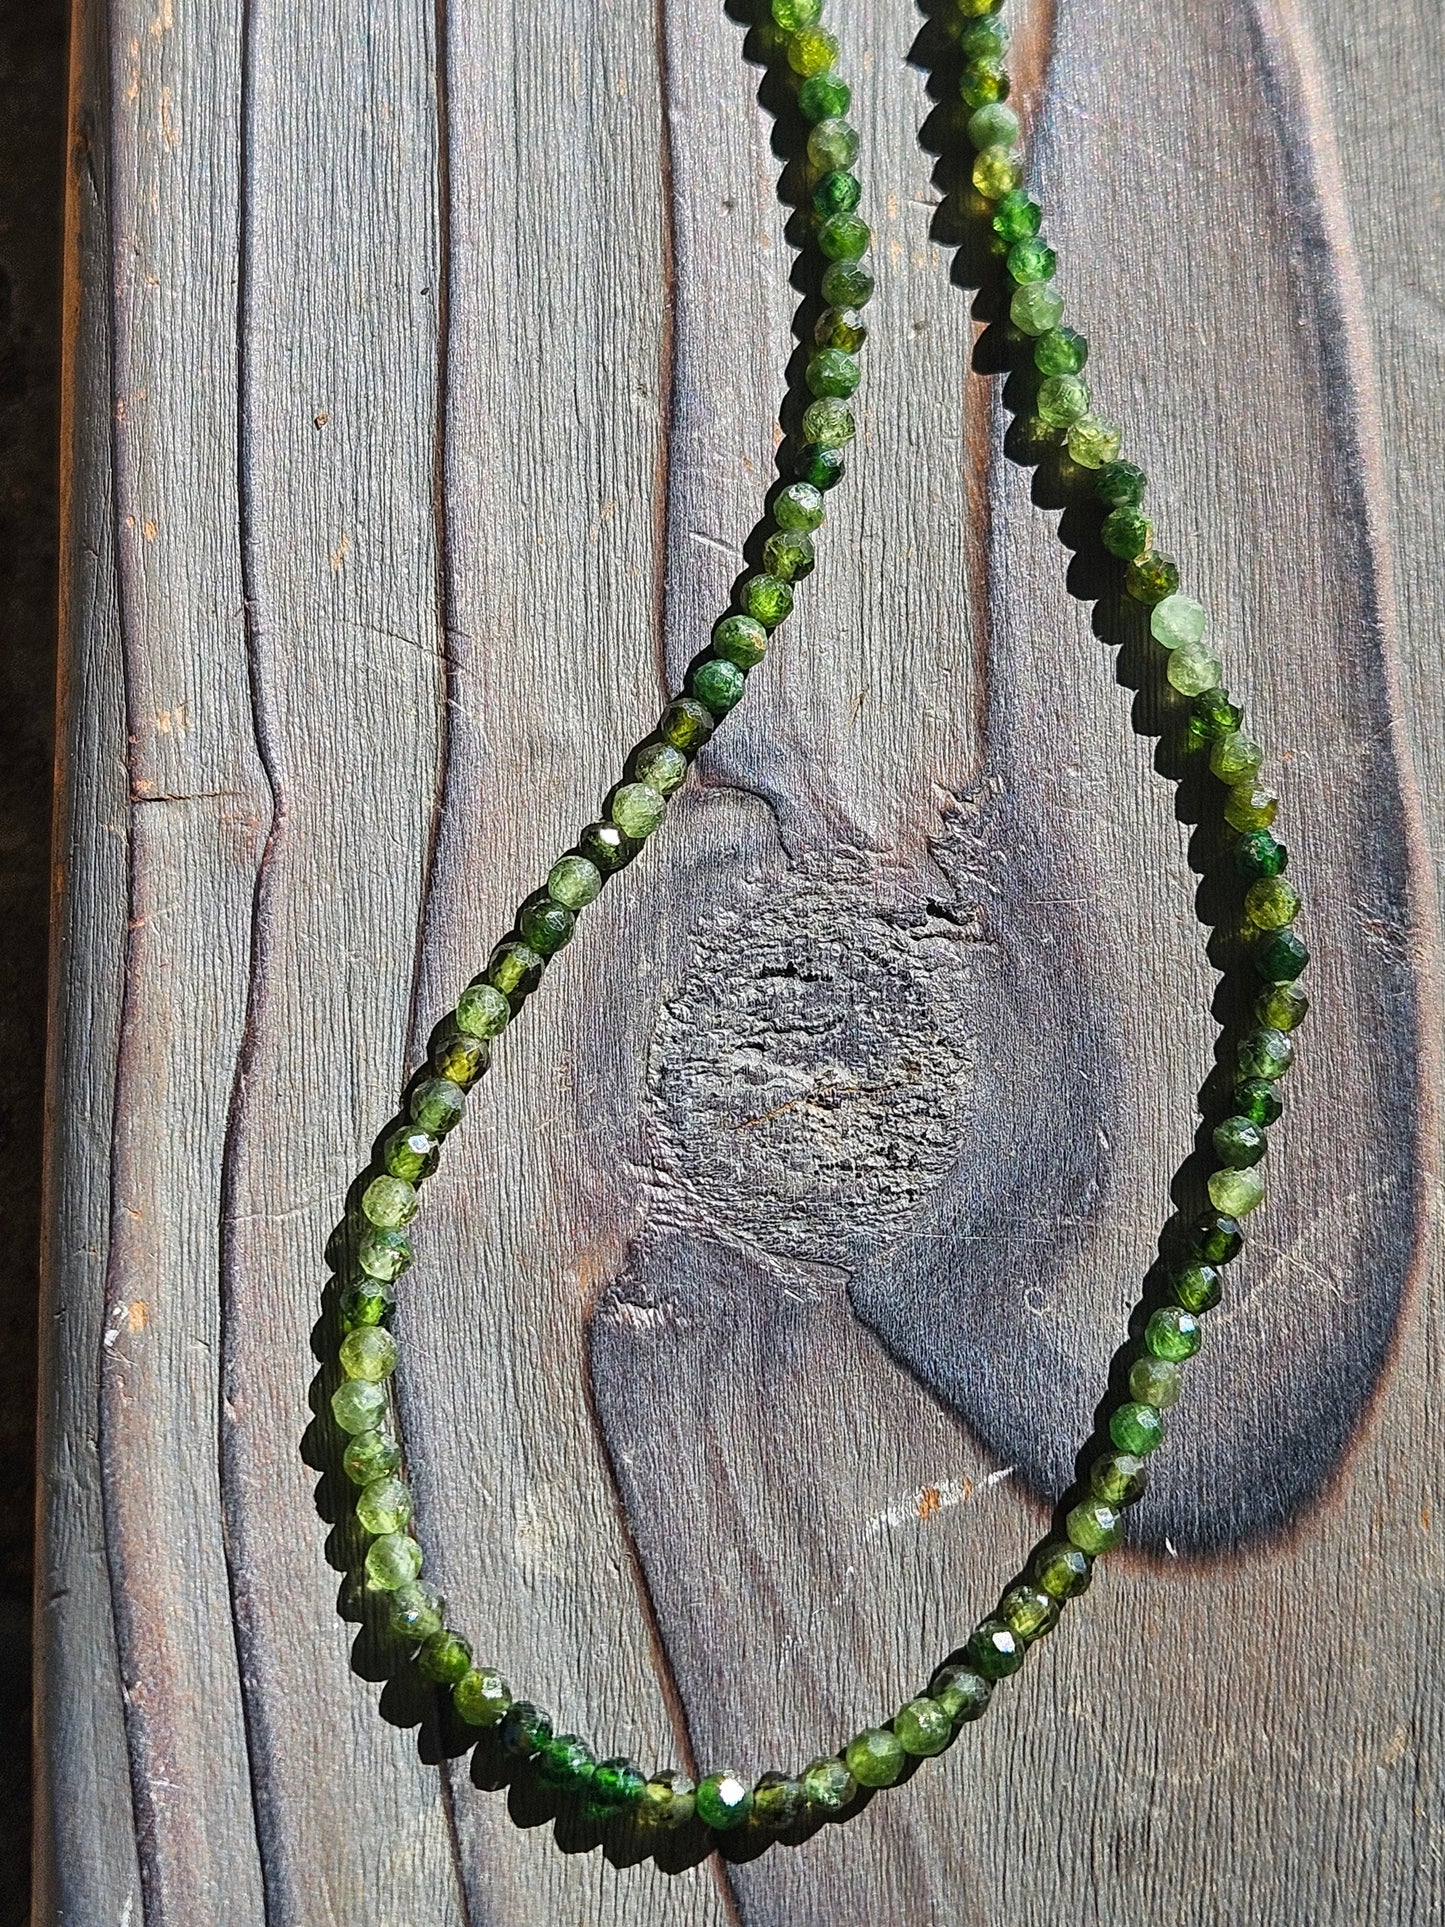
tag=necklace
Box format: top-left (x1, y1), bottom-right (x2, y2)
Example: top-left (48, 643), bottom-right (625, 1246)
top-left (322, 0), bottom-right (1308, 1842)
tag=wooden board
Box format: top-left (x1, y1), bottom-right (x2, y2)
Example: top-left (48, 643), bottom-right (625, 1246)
top-left (37, 0), bottom-right (1445, 1920)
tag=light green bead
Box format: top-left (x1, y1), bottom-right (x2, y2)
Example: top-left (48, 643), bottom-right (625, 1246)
top-left (1149, 593), bottom-right (1206, 650)
top-left (388, 1579), bottom-right (444, 1643)
top-left (456, 979), bottom-right (510, 1038)
top-left (331, 1378), bottom-right (387, 1435)
top-left (786, 25), bottom-right (837, 75)
top-left (1066, 415), bottom-right (1121, 468)
top-left (1036, 374), bottom-right (1089, 428)
top-left (893, 1697), bottom-right (953, 1756)
top-left (972, 144), bottom-right (1021, 200)
top-left (843, 1727), bottom-right (905, 1787)
top-left (361, 1175), bottom-right (417, 1230)
top-left (356, 1474), bottom-right (412, 1536)
top-left (1129, 1356), bottom-right (1183, 1408)
top-left (357, 1222), bottom-right (412, 1280)
top-left (637, 1768), bottom-right (696, 1828)
top-left (342, 1429), bottom-right (400, 1485)
top-left (712, 613), bottom-right (768, 666)
top-left (364, 1531), bottom-right (423, 1591)
top-left (801, 1755), bottom-right (856, 1813)
top-left (609, 782), bottom-right (666, 839)
top-left (1209, 1166), bottom-right (1266, 1215)
top-left (1225, 783), bottom-right (1279, 832)
top-left (547, 855), bottom-right (602, 910)
top-left (632, 741), bottom-right (688, 796)
top-left (1166, 638), bottom-right (1223, 696)
top-left (1245, 876), bottom-right (1302, 929)
top-left (339, 1325), bottom-right (398, 1383)
top-left (967, 102), bottom-right (1019, 150)
top-left (1210, 731), bottom-right (1263, 785)
top-left (1065, 1498), bottom-right (1124, 1554)
top-left (1010, 281), bottom-right (1064, 336)
top-left (454, 1667), bottom-right (512, 1726)
top-left (802, 397), bottom-right (855, 448)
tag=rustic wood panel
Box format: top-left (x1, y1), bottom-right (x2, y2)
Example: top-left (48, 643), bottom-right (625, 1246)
top-left (39, 0), bottom-right (1445, 1922)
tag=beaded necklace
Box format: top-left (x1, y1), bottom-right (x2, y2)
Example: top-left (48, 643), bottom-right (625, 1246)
top-left (321, 0), bottom-right (1308, 1843)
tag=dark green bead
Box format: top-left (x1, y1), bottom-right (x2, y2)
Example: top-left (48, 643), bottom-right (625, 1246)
top-left (814, 303), bottom-right (867, 353)
top-left (1109, 1400), bottom-right (1165, 1456)
top-left (893, 1696), bottom-right (954, 1755)
top-left (763, 528), bottom-right (815, 581)
top-left (487, 939), bottom-right (543, 997)
top-left (797, 443), bottom-right (846, 489)
top-left (1125, 551), bottom-right (1180, 604)
top-left (340, 1275), bottom-right (396, 1331)
top-left (417, 1629), bottom-right (473, 1686)
top-left (342, 1428), bottom-right (401, 1486)
top-left (1254, 928), bottom-right (1309, 982)
top-left (752, 1770), bottom-right (807, 1829)
top-left (696, 1771), bottom-right (753, 1830)
top-left (1147, 1304), bottom-right (1202, 1362)
top-left (812, 169), bottom-right (862, 220)
top-left (990, 189), bottom-right (1040, 244)
top-left (1189, 687), bottom-right (1243, 748)
top-left (1172, 1262), bottom-right (1223, 1313)
top-left (1213, 1113), bottom-right (1266, 1167)
top-left (356, 1221), bottom-right (413, 1280)
top-left (740, 573), bottom-right (794, 628)
top-left (1257, 980), bottom-right (1308, 1031)
top-left (928, 1661), bottom-right (993, 1720)
top-left (1088, 1450), bottom-right (1149, 1507)
top-left (659, 695), bottom-right (716, 750)
top-left (1191, 1212), bottom-right (1244, 1263)
top-left (384, 1123), bottom-right (441, 1184)
top-left (430, 1028), bottom-right (489, 1090)
top-left (589, 1756), bottom-right (646, 1814)
top-left (1096, 459), bottom-right (1146, 508)
top-left (1007, 238), bottom-right (1056, 284)
top-left (774, 480), bottom-right (825, 532)
top-left (499, 1701), bottom-right (552, 1760)
top-left (818, 212), bottom-right (869, 261)
top-left (517, 893), bottom-right (574, 957)
top-left (959, 56), bottom-right (1009, 107)
top-left (801, 1755), bottom-right (856, 1814)
top-left (546, 855), bottom-right (601, 910)
top-left (967, 1619), bottom-right (1024, 1679)
top-left (998, 1583), bottom-right (1060, 1641)
top-left (1238, 1026), bottom-right (1294, 1081)
top-left (843, 1727), bottom-right (905, 1788)
top-left (807, 347), bottom-right (860, 398)
top-left (409, 1076), bottom-right (465, 1136)
top-left (1033, 326), bottom-right (1087, 376)
top-left (577, 820), bottom-right (636, 874)
top-left (1236, 830), bottom-right (1289, 881)
top-left (820, 258), bottom-right (874, 307)
top-left (1101, 507), bottom-right (1151, 559)
top-left (690, 658), bottom-right (747, 715)
top-left (1030, 1540), bottom-right (1094, 1599)
top-left (713, 613), bottom-right (769, 665)
top-left (798, 70), bottom-right (850, 122)
top-left (1233, 1076), bottom-right (1283, 1126)
top-left (959, 17), bottom-right (1008, 59)
top-left (536, 1732), bottom-right (596, 1791)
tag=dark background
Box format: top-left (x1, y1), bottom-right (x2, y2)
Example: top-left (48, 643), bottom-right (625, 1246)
top-left (0, 0), bottom-right (68, 1918)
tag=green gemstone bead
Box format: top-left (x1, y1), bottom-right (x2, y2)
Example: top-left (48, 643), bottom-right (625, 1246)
top-left (817, 213), bottom-right (869, 262)
top-left (957, 0), bottom-right (1005, 16)
top-left (1191, 1212), bottom-right (1244, 1263)
top-left (774, 481), bottom-right (826, 534)
top-left (814, 303), bottom-right (866, 352)
top-left (1101, 506), bottom-right (1150, 559)
top-left (1172, 1263), bottom-right (1223, 1312)
top-left (1030, 1540), bottom-right (1094, 1598)
top-left (1129, 1355), bottom-right (1184, 1408)
top-left (844, 1727), bottom-right (906, 1788)
top-left (339, 1275), bottom-right (396, 1332)
top-left (1208, 1165), bottom-right (1266, 1216)
top-left (967, 1619), bottom-right (1024, 1679)
top-left (1066, 416), bottom-right (1121, 469)
top-left (487, 939), bottom-right (543, 997)
top-left (973, 144), bottom-right (1021, 200)
top-left (342, 1428), bottom-right (401, 1485)
top-left (968, 102), bottom-right (1020, 150)
top-left (1010, 280), bottom-right (1064, 335)
top-left (807, 347), bottom-right (859, 398)
top-left (340, 1325), bottom-right (398, 1383)
top-left (578, 821), bottom-right (635, 874)
top-left (362, 1174), bottom-right (417, 1230)
top-left (928, 1661), bottom-right (994, 1718)
top-left (960, 17), bottom-right (1009, 58)
top-left (820, 259), bottom-right (874, 308)
top-left (388, 1580), bottom-right (444, 1644)
top-left (787, 26), bottom-right (838, 77)
top-left (893, 1697), bottom-right (953, 1756)
top-left (1146, 1305), bottom-right (1202, 1362)
top-left (590, 1757), bottom-right (646, 1814)
top-left (696, 1770), bottom-right (753, 1830)
top-left (771, 0), bottom-right (820, 28)
top-left (1125, 551), bottom-right (1180, 604)
top-left (419, 1628), bottom-right (473, 1686)
top-left (499, 1701), bottom-right (552, 1759)
top-left (430, 1028), bottom-right (488, 1089)
top-left (797, 443), bottom-right (847, 489)
top-left (1089, 1451), bottom-right (1149, 1507)
top-left (1167, 639), bottom-right (1224, 696)
top-left (1245, 876), bottom-right (1302, 930)
top-left (1213, 1113), bottom-right (1266, 1167)
top-left (1066, 1498), bottom-right (1124, 1554)
top-left (1108, 1400), bottom-right (1165, 1455)
top-left (1006, 237), bottom-right (1055, 284)
top-left (752, 1770), bottom-right (807, 1828)
top-left (610, 782), bottom-right (666, 839)
top-left (636, 1769), bottom-right (696, 1829)
top-left (331, 1377), bottom-right (387, 1435)
top-left (536, 1733), bottom-right (595, 1791)
top-left (454, 1667), bottom-right (511, 1726)
top-left (356, 1474), bottom-right (412, 1536)
top-left (1037, 374), bottom-right (1090, 428)
top-left (1096, 459), bottom-right (1146, 508)
top-left (456, 979), bottom-right (510, 1039)
top-left (960, 59), bottom-right (1010, 109)
top-left (763, 528), bottom-right (816, 581)
top-left (812, 170), bottom-right (862, 221)
top-left (1257, 980), bottom-right (1308, 1031)
top-left (405, 1077), bottom-right (463, 1140)
top-left (383, 1124), bottom-right (440, 1184)
top-left (547, 853), bottom-right (602, 909)
top-left (357, 1221), bottom-right (412, 1281)
top-left (741, 573), bottom-right (795, 628)
top-left (1236, 831), bottom-right (1288, 881)
top-left (1224, 783), bottom-right (1279, 832)
top-left (630, 741), bottom-right (687, 796)
top-left (798, 72), bottom-right (851, 123)
top-left (517, 894), bottom-right (574, 956)
top-left (648, 703), bottom-right (708, 760)
top-left (801, 1755), bottom-right (856, 1813)
top-left (713, 613), bottom-right (769, 665)
top-left (688, 660), bottom-right (747, 717)
top-left (801, 396), bottom-right (855, 448)
top-left (1151, 593), bottom-right (1207, 650)
top-left (1254, 928), bottom-right (1309, 982)
top-left (1033, 326), bottom-right (1088, 375)
top-left (990, 189), bottom-right (1041, 244)
top-left (998, 1583), bottom-right (1060, 1641)
top-left (1189, 688), bottom-right (1243, 748)
top-left (365, 1531), bottom-right (422, 1591)
top-left (1239, 1026), bottom-right (1295, 1080)
top-left (1207, 731), bottom-right (1262, 786)
top-left (807, 116), bottom-right (859, 172)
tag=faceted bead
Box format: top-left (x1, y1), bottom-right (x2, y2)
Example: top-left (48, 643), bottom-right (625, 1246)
top-left (1150, 594), bottom-right (1207, 650)
top-left (578, 821), bottom-right (635, 875)
top-left (1245, 876), bottom-right (1302, 930)
top-left (771, 0), bottom-right (820, 27)
top-left (1066, 416), bottom-right (1121, 468)
top-left (590, 1757), bottom-right (646, 1815)
top-left (659, 696), bottom-right (716, 750)
top-left (968, 103), bottom-right (1020, 150)
top-left (801, 1755), bottom-right (856, 1813)
top-left (365, 1532), bottom-right (422, 1591)
top-left (1096, 459), bottom-right (1146, 508)
top-left (752, 1770), bottom-right (807, 1828)
top-left (1238, 1026), bottom-right (1295, 1080)
top-left (689, 659), bottom-right (747, 716)
top-left (637, 1769), bottom-right (696, 1829)
top-left (1213, 1114), bottom-right (1266, 1167)
top-left (814, 304), bottom-right (866, 353)
top-left (1210, 731), bottom-right (1263, 786)
top-left (1125, 552), bottom-right (1180, 604)
top-left (959, 17), bottom-right (1008, 58)
top-left (544, 859), bottom-right (606, 903)
top-left (430, 1029), bottom-right (488, 1090)
top-left (487, 940), bottom-right (542, 998)
top-left (798, 73), bottom-right (851, 123)
top-left (1101, 508), bottom-right (1149, 560)
top-left (812, 169), bottom-right (862, 220)
top-left (817, 213), bottom-right (870, 262)
top-left (973, 144), bottom-right (1022, 201)
top-left (1167, 639), bottom-right (1224, 696)
top-left (990, 190), bottom-right (1041, 244)
top-left (456, 980), bottom-right (510, 1040)
top-left (774, 482), bottom-right (826, 534)
top-left (388, 1580), bottom-right (444, 1644)
top-left (807, 347), bottom-right (859, 398)
top-left (1037, 375), bottom-right (1090, 428)
top-left (741, 574), bottom-right (794, 627)
top-left (419, 1629), bottom-right (473, 1686)
top-left (454, 1667), bottom-right (511, 1726)
top-left (1189, 688), bottom-right (1242, 747)
top-left (696, 1771), bottom-right (753, 1830)
top-left (820, 259), bottom-right (875, 308)
top-left (1224, 783), bottom-right (1279, 832)
top-left (384, 1124), bottom-right (441, 1184)
top-left (1010, 281), bottom-right (1064, 335)
top-left (958, 0), bottom-right (1005, 14)
top-left (609, 782), bottom-right (666, 839)
top-left (893, 1697), bottom-right (953, 1755)
top-left (1172, 1263), bottom-right (1222, 1313)
top-left (1129, 1356), bottom-right (1184, 1408)
top-left (967, 1619), bottom-right (1024, 1678)
top-left (1257, 981), bottom-right (1308, 1031)
top-left (1088, 1451), bottom-right (1148, 1507)
top-left (998, 1583), bottom-right (1059, 1641)
top-left (518, 895), bottom-right (574, 956)
top-left (1108, 1400), bottom-right (1165, 1455)
top-left (928, 1661), bottom-right (993, 1719)
top-left (357, 1222), bottom-right (412, 1280)
top-left (331, 1378), bottom-right (387, 1435)
top-left (960, 60), bottom-right (1010, 109)
top-left (1065, 1498), bottom-right (1124, 1554)
top-left (1006, 237), bottom-right (1055, 284)
top-left (1209, 1166), bottom-right (1266, 1216)
top-left (499, 1701), bottom-right (552, 1759)
top-left (802, 397), bottom-right (855, 447)
top-left (806, 117), bottom-right (859, 172)
top-left (1146, 1305), bottom-right (1202, 1362)
top-left (763, 528), bottom-right (816, 580)
top-left (786, 26), bottom-right (838, 76)
top-left (1254, 928), bottom-right (1309, 981)
top-left (362, 1174), bottom-right (417, 1230)
top-left (1034, 326), bottom-right (1088, 375)
top-left (356, 1474), bottom-right (412, 1536)
top-left (798, 444), bottom-right (847, 489)
top-left (343, 1428), bottom-right (401, 1486)
top-left (1236, 830), bottom-right (1288, 880)
top-left (536, 1733), bottom-right (595, 1791)
top-left (843, 1727), bottom-right (905, 1787)
top-left (1191, 1212), bottom-right (1244, 1263)
top-left (713, 613), bottom-right (769, 665)
top-left (340, 1325), bottom-right (398, 1383)
top-left (339, 1276), bottom-right (396, 1331)
top-left (1031, 1540), bottom-right (1094, 1598)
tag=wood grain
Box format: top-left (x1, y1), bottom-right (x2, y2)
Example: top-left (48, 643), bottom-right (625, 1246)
top-left (38, 0), bottom-right (1445, 1921)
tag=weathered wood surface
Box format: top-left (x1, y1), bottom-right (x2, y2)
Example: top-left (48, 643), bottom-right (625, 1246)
top-left (38, 0), bottom-right (1445, 1920)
